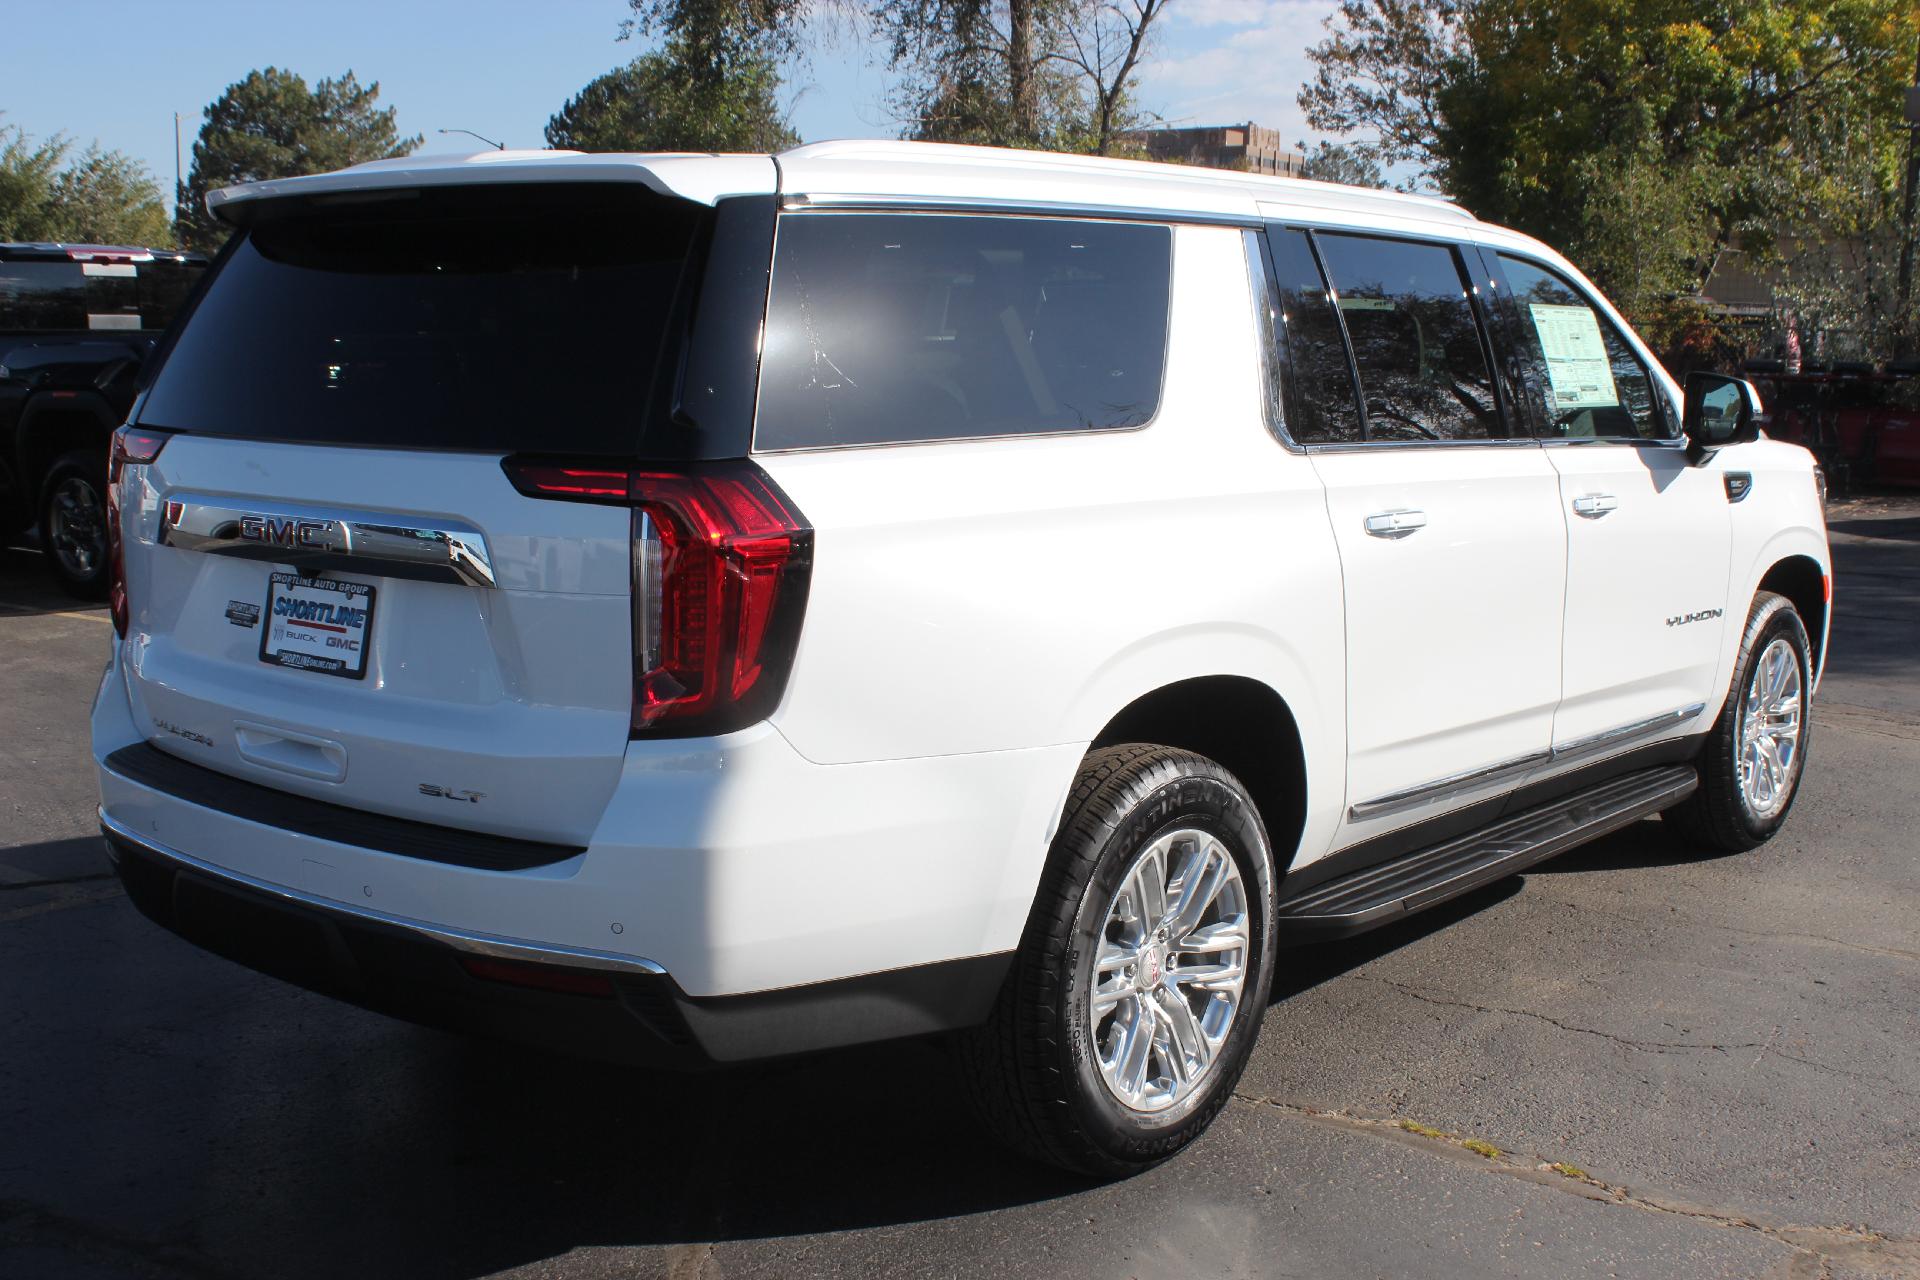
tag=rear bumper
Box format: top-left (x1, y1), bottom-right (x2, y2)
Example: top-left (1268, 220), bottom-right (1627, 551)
top-left (104, 816), bottom-right (1010, 1067)
top-left (93, 645), bottom-right (1077, 1061)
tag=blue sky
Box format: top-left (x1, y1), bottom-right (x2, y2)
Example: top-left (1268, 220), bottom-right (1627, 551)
top-left (4, 0), bottom-right (1341, 213)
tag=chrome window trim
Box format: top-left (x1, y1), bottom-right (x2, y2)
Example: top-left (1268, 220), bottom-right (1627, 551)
top-left (159, 494), bottom-right (496, 588)
top-left (1347, 702), bottom-right (1710, 822)
top-left (100, 809), bottom-right (668, 976)
top-left (782, 191), bottom-right (1264, 229)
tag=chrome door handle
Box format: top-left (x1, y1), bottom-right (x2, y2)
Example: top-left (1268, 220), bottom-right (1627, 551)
top-left (1363, 509), bottom-right (1427, 539)
top-left (1571, 493), bottom-right (1618, 519)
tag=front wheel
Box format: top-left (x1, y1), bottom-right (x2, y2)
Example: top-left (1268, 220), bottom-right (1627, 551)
top-left (1667, 591), bottom-right (1813, 852)
top-left (961, 744), bottom-right (1278, 1177)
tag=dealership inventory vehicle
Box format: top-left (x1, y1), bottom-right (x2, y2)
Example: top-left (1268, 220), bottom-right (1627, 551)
top-left (1, 243), bottom-right (208, 595)
top-left (94, 143), bottom-right (1829, 1177)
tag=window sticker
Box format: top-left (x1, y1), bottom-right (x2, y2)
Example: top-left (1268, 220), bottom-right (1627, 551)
top-left (1528, 303), bottom-right (1618, 410)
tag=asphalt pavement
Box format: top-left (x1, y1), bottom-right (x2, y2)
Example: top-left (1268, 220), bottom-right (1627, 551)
top-left (2, 499), bottom-right (1916, 1280)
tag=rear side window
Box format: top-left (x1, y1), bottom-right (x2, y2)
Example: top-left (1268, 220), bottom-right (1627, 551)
top-left (755, 213), bottom-right (1171, 450)
top-left (1315, 234), bottom-right (1505, 441)
top-left (0, 258), bottom-right (204, 332)
top-left (139, 184), bottom-right (706, 455)
top-left (1496, 254), bottom-right (1668, 440)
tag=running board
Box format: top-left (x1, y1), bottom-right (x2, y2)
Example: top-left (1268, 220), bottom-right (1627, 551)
top-left (1277, 764), bottom-right (1698, 940)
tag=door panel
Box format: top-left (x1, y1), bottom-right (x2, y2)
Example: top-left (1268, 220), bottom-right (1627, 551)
top-left (1313, 447), bottom-right (1567, 842)
top-left (1482, 249), bottom-right (1734, 746)
top-left (1545, 444), bottom-right (1732, 745)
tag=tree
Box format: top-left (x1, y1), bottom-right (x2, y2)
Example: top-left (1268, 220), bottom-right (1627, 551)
top-left (872, 0), bottom-right (1173, 154)
top-left (547, 40), bottom-right (799, 152)
top-left (1297, 138), bottom-right (1386, 188)
top-left (0, 121), bottom-right (170, 245)
top-left (1300, 1), bottom-right (1920, 346)
top-left (175, 68), bottom-right (420, 249)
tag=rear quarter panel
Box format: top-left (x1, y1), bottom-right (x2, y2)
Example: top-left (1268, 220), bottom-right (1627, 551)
top-left (757, 223), bottom-right (1346, 866)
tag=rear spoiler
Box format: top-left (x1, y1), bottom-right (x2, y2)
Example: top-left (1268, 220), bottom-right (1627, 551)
top-left (207, 152), bottom-right (780, 226)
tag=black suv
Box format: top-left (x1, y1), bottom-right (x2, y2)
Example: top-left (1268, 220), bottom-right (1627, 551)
top-left (1, 243), bottom-right (208, 595)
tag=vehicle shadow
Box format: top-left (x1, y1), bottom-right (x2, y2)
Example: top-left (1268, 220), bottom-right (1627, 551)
top-left (1827, 514), bottom-right (1920, 544)
top-left (0, 544), bottom-right (99, 617)
top-left (1529, 814), bottom-right (1745, 874)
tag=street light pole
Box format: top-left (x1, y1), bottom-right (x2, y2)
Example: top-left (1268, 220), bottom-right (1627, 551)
top-left (437, 127), bottom-right (506, 151)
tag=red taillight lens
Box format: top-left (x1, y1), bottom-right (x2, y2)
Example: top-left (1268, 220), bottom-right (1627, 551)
top-left (106, 426), bottom-right (171, 636)
top-left (504, 457), bottom-right (813, 738)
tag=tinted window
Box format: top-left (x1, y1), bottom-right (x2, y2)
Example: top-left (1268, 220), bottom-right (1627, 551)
top-left (1264, 228), bottom-right (1362, 443)
top-left (139, 184), bottom-right (705, 454)
top-left (1316, 234), bottom-right (1504, 441)
top-left (0, 258), bottom-right (204, 332)
top-left (755, 213), bottom-right (1170, 450)
top-left (1497, 254), bottom-right (1667, 440)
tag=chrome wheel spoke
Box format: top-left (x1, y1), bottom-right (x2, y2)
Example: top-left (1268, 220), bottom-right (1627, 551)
top-left (1088, 826), bottom-right (1250, 1114)
top-left (1737, 637), bottom-right (1804, 820)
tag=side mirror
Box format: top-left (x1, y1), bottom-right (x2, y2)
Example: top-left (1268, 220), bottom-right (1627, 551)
top-left (1683, 371), bottom-right (1764, 463)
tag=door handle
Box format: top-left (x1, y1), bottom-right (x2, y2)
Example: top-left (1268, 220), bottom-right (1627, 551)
top-left (1571, 493), bottom-right (1618, 519)
top-left (1363, 509), bottom-right (1427, 539)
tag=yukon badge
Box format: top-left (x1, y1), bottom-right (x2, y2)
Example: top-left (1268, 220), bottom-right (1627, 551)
top-left (1666, 608), bottom-right (1724, 628)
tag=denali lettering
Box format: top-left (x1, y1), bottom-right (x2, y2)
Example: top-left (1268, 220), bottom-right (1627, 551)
top-left (1666, 609), bottom-right (1725, 628)
top-left (238, 514), bottom-right (332, 549)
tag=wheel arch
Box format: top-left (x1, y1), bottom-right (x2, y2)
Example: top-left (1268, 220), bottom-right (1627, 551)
top-left (1088, 675), bottom-right (1310, 872)
top-left (1756, 554), bottom-right (1828, 684)
top-left (17, 392), bottom-right (117, 502)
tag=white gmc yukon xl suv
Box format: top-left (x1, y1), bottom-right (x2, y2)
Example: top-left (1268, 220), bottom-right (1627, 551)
top-left (94, 142), bottom-right (1830, 1176)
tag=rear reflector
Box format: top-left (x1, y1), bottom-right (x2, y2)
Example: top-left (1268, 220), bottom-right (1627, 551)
top-left (459, 956), bottom-right (616, 998)
top-left (503, 457), bottom-right (813, 738)
top-left (107, 426), bottom-right (172, 636)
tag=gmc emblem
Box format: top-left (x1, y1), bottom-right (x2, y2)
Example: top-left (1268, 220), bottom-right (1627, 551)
top-left (238, 514), bottom-right (333, 549)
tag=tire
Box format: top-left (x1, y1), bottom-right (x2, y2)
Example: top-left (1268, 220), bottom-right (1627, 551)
top-left (960, 744), bottom-right (1278, 1177)
top-left (38, 450), bottom-right (110, 600)
top-left (1666, 591), bottom-right (1813, 852)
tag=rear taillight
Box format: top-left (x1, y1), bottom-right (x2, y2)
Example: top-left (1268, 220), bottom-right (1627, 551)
top-left (504, 458), bottom-right (813, 738)
top-left (106, 426), bottom-right (171, 636)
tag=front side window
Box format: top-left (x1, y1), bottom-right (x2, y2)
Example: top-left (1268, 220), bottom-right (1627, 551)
top-left (755, 213), bottom-right (1171, 450)
top-left (1497, 254), bottom-right (1668, 440)
top-left (1315, 234), bottom-right (1505, 441)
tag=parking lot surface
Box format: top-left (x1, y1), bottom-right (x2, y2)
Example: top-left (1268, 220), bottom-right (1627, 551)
top-left (3, 501), bottom-right (1917, 1280)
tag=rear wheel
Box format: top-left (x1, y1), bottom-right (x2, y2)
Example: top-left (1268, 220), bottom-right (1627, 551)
top-left (39, 451), bottom-right (110, 600)
top-left (961, 744), bottom-right (1277, 1177)
top-left (1667, 591), bottom-right (1812, 852)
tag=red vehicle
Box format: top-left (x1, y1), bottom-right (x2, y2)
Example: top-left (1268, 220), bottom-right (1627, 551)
top-left (1749, 368), bottom-right (1920, 490)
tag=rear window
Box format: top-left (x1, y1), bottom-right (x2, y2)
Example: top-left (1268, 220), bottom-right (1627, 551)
top-left (755, 212), bottom-right (1172, 451)
top-left (0, 258), bottom-right (204, 332)
top-left (138, 184), bottom-right (706, 455)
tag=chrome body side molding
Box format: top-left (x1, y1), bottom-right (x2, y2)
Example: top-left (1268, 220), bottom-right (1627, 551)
top-left (100, 810), bottom-right (665, 976)
top-left (1348, 702), bottom-right (1709, 822)
top-left (1348, 750), bottom-right (1553, 823)
top-left (159, 493), bottom-right (496, 588)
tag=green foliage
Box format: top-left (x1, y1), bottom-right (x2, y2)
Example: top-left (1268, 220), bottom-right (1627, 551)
top-left (874, 0), bottom-right (1172, 156)
top-left (1298, 139), bottom-right (1388, 188)
top-left (175, 68), bottom-right (421, 250)
top-left (547, 39), bottom-right (800, 152)
top-left (0, 121), bottom-right (170, 246)
top-left (1301, 0), bottom-right (1920, 345)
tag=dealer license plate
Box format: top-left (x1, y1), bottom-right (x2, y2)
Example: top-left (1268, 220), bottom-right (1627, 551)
top-left (259, 572), bottom-right (375, 679)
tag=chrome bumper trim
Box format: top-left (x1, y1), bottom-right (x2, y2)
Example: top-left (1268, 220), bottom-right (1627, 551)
top-left (99, 808), bottom-right (666, 976)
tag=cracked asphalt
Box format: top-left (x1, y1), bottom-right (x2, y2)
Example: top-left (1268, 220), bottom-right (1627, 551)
top-left (3, 498), bottom-right (1917, 1280)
